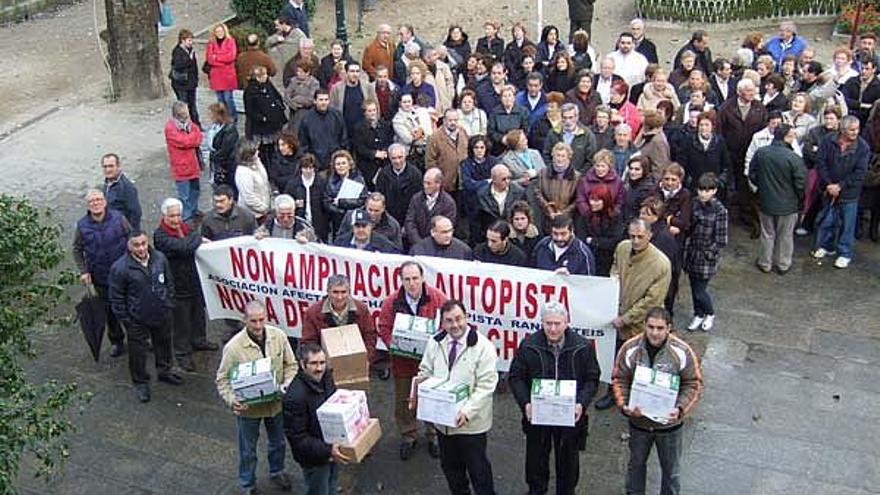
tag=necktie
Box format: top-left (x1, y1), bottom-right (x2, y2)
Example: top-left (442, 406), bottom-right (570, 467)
top-left (448, 339), bottom-right (458, 371)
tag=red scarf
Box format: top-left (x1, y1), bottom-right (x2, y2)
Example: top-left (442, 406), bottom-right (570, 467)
top-left (159, 217), bottom-right (190, 238)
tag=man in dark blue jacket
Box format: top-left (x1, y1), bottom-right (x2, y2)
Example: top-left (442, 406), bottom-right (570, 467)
top-left (532, 215), bottom-right (596, 275)
top-left (109, 231), bottom-right (182, 402)
top-left (813, 116), bottom-right (871, 269)
top-left (279, 0), bottom-right (309, 37)
top-left (298, 90), bottom-right (348, 170)
top-left (101, 153), bottom-right (142, 231)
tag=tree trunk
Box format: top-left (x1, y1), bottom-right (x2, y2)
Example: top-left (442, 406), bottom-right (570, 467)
top-left (104, 0), bottom-right (165, 101)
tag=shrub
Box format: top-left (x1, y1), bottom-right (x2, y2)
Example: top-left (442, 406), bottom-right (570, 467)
top-left (230, 0), bottom-right (317, 35)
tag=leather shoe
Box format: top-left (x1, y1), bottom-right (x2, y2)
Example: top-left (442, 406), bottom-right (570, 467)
top-left (594, 391), bottom-right (615, 410)
top-left (110, 343), bottom-right (125, 358)
top-left (191, 340), bottom-right (219, 351)
top-left (178, 356), bottom-right (196, 372)
top-left (427, 438), bottom-right (440, 459)
top-left (399, 439), bottom-right (416, 461)
top-left (134, 384), bottom-right (151, 403)
top-left (158, 372), bottom-right (184, 386)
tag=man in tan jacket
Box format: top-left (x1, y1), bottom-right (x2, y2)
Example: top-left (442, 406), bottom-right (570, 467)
top-left (216, 300), bottom-right (297, 494)
top-left (425, 108), bottom-right (469, 235)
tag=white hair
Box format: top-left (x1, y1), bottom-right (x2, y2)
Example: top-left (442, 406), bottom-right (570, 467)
top-left (541, 301), bottom-right (569, 321)
top-left (404, 41), bottom-right (420, 55)
top-left (85, 189), bottom-right (104, 201)
top-left (615, 123), bottom-right (633, 135)
top-left (780, 21), bottom-right (797, 33)
top-left (299, 37), bottom-right (314, 48)
top-left (630, 18), bottom-right (645, 29)
top-left (274, 194), bottom-right (296, 211)
top-left (161, 197), bottom-right (183, 216)
top-left (736, 78), bottom-right (756, 93)
top-left (388, 142), bottom-right (406, 155)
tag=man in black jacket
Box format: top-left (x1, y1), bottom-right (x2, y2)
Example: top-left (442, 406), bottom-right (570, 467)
top-left (109, 231), bottom-right (182, 403)
top-left (630, 19), bottom-right (658, 64)
top-left (673, 30), bottom-right (713, 75)
top-left (473, 220), bottom-right (528, 266)
top-left (375, 143), bottom-right (423, 226)
top-left (333, 209), bottom-right (401, 254)
top-left (508, 301), bottom-right (601, 495)
top-left (298, 89), bottom-right (348, 170)
top-left (283, 342), bottom-right (349, 494)
top-left (352, 100), bottom-right (394, 189)
top-left (101, 153), bottom-right (142, 231)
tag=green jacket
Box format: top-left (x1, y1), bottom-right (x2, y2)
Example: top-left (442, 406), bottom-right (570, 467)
top-left (749, 141), bottom-right (807, 216)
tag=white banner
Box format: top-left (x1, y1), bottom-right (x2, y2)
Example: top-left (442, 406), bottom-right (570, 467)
top-left (195, 238), bottom-right (619, 382)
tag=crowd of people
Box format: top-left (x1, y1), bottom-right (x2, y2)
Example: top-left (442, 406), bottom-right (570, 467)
top-left (69, 3), bottom-right (880, 494)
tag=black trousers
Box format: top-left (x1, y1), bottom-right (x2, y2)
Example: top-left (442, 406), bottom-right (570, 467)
top-left (172, 296), bottom-right (206, 357)
top-left (173, 87), bottom-right (200, 126)
top-left (127, 319), bottom-right (173, 384)
top-left (664, 264), bottom-right (682, 318)
top-left (525, 427), bottom-right (580, 495)
top-left (437, 431), bottom-right (495, 495)
top-left (94, 284), bottom-right (125, 345)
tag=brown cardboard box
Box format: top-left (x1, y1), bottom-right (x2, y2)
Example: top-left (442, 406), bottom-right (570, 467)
top-left (339, 418), bottom-right (382, 463)
top-left (321, 324), bottom-right (369, 385)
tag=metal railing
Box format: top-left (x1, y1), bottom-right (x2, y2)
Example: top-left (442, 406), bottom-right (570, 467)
top-left (635, 0), bottom-right (842, 23)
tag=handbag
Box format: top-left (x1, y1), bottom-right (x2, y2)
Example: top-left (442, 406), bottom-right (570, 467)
top-left (169, 68), bottom-right (188, 84)
top-left (202, 61), bottom-right (212, 75)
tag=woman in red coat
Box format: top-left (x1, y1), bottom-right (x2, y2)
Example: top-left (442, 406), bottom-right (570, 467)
top-left (205, 23), bottom-right (239, 122)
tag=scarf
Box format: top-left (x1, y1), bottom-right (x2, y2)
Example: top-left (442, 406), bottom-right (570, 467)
top-left (159, 217), bottom-right (191, 238)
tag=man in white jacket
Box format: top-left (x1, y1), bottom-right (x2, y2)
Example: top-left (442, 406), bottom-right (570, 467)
top-left (416, 300), bottom-right (498, 495)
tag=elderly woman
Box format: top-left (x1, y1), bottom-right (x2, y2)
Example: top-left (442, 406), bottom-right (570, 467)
top-left (501, 129), bottom-right (546, 187)
top-left (487, 84), bottom-right (529, 154)
top-left (592, 106), bottom-right (615, 150)
top-left (635, 109), bottom-right (672, 171)
top-left (205, 22), bottom-right (238, 122)
top-left (235, 141), bottom-right (272, 222)
top-left (610, 123), bottom-right (638, 176)
top-left (576, 148), bottom-right (624, 218)
top-left (458, 89), bottom-right (488, 137)
top-left (322, 150), bottom-right (367, 235)
top-left (283, 61), bottom-right (320, 133)
top-left (535, 142), bottom-right (581, 232)
top-left (638, 68), bottom-right (681, 113)
top-left (669, 50), bottom-right (696, 88)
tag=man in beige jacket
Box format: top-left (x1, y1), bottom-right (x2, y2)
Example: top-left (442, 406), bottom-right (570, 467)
top-left (216, 300), bottom-right (297, 495)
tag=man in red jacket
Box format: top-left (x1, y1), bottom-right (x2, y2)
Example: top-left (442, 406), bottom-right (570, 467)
top-left (377, 261), bottom-right (447, 461)
top-left (164, 101), bottom-right (203, 222)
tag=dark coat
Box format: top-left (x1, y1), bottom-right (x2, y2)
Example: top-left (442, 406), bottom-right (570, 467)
top-left (473, 241), bottom-right (528, 266)
top-left (657, 186), bottom-right (692, 243)
top-left (201, 205), bottom-right (257, 241)
top-left (503, 39), bottom-right (536, 77)
top-left (74, 210), bottom-right (130, 287)
top-left (749, 141), bottom-right (807, 215)
top-left (153, 223), bottom-right (201, 299)
top-left (322, 171), bottom-right (367, 229)
top-left (318, 53), bottom-right (354, 89)
top-left (375, 163), bottom-right (423, 225)
top-left (280, 1), bottom-right (309, 36)
top-left (476, 36), bottom-right (505, 61)
top-left (352, 119), bottom-right (394, 187)
top-left (530, 115), bottom-right (555, 154)
top-left (404, 191), bottom-right (457, 246)
top-left (109, 249), bottom-right (175, 327)
top-left (841, 76), bottom-right (880, 128)
top-left (244, 80), bottom-right (287, 138)
top-left (103, 173), bottom-right (142, 231)
top-left (763, 92), bottom-right (790, 114)
top-left (210, 123), bottom-right (240, 186)
top-left (673, 41), bottom-right (713, 75)
top-left (336, 209), bottom-right (403, 250)
top-left (170, 44), bottom-right (198, 91)
top-left (298, 108), bottom-right (348, 170)
top-left (622, 175), bottom-right (657, 223)
top-left (475, 78), bottom-right (502, 113)
top-left (531, 236), bottom-right (595, 275)
top-left (635, 38), bottom-right (658, 65)
top-left (460, 156), bottom-right (501, 216)
top-left (592, 125), bottom-right (614, 151)
top-left (409, 237), bottom-right (473, 260)
top-left (488, 105), bottom-right (530, 149)
top-left (567, 0), bottom-right (596, 21)
top-left (650, 221), bottom-right (680, 275)
top-left (709, 75), bottom-right (736, 103)
top-left (802, 125), bottom-right (835, 170)
top-left (333, 231), bottom-right (401, 254)
top-left (583, 213), bottom-right (624, 276)
top-left (475, 182), bottom-right (527, 242)
top-left (545, 70), bottom-right (576, 94)
top-left (717, 98), bottom-right (768, 170)
top-left (285, 172), bottom-right (330, 241)
top-left (283, 370), bottom-right (336, 468)
top-left (684, 197), bottom-right (728, 279)
top-left (508, 327), bottom-right (600, 437)
top-left (565, 88), bottom-right (602, 127)
top-left (677, 133), bottom-right (732, 190)
top-left (268, 151), bottom-right (300, 192)
top-left (542, 124), bottom-right (598, 173)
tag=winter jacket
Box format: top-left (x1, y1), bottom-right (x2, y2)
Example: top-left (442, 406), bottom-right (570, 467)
top-left (545, 70), bottom-right (575, 94)
top-left (425, 127), bottom-right (470, 192)
top-left (283, 369), bottom-right (336, 468)
top-left (509, 327), bottom-right (600, 438)
top-left (285, 173), bottom-right (329, 241)
top-left (460, 155), bottom-right (500, 215)
top-left (235, 161), bottom-right (272, 218)
top-left (475, 79), bottom-right (503, 113)
top-left (318, 53), bottom-right (354, 89)
top-left (473, 242), bottom-right (528, 266)
top-left (284, 74), bottom-right (319, 113)
top-left (244, 79), bottom-right (286, 138)
top-left (475, 182), bottom-right (527, 241)
top-left (417, 328), bottom-right (499, 436)
top-left (109, 248), bottom-right (175, 328)
top-left (515, 91), bottom-right (549, 132)
top-left (749, 141), bottom-right (807, 215)
top-left (362, 38), bottom-right (395, 80)
top-left (535, 165), bottom-right (581, 230)
top-left (583, 213), bottom-right (625, 276)
top-left (401, 81), bottom-right (437, 109)
top-left (216, 325), bottom-right (296, 418)
top-left (393, 107), bottom-right (434, 155)
top-left (717, 98), bottom-right (768, 169)
top-left (200, 205), bottom-right (257, 241)
top-left (575, 167), bottom-right (624, 217)
top-left (236, 48), bottom-right (277, 90)
top-left (377, 285), bottom-right (447, 377)
top-left (280, 0), bottom-right (309, 36)
top-left (611, 242), bottom-right (671, 340)
top-left (637, 83), bottom-right (681, 114)
top-left (301, 297), bottom-right (377, 362)
top-left (298, 108), bottom-right (348, 170)
top-left (634, 37), bottom-right (659, 65)
top-left (375, 163), bottom-right (423, 225)
top-left (622, 175), bottom-right (656, 223)
top-left (684, 197), bottom-right (728, 279)
top-left (205, 36), bottom-right (238, 91)
top-left (268, 151), bottom-right (300, 192)
top-left (404, 191), bottom-right (457, 246)
top-left (170, 44), bottom-right (199, 91)
top-left (164, 120), bottom-right (203, 181)
top-left (542, 124), bottom-right (598, 173)
top-left (488, 105), bottom-right (530, 149)
top-left (352, 119), bottom-right (394, 186)
top-left (762, 92), bottom-right (789, 114)
top-left (511, 225), bottom-right (541, 261)
top-left (567, 0), bottom-right (595, 20)
top-left (673, 42), bottom-right (712, 75)
top-left (153, 221), bottom-right (201, 298)
top-left (531, 236), bottom-right (596, 275)
top-left (336, 209), bottom-right (403, 250)
top-left (657, 186), bottom-right (693, 243)
top-left (765, 35), bottom-right (807, 69)
top-left (802, 125), bottom-right (834, 170)
top-left (410, 237), bottom-right (473, 260)
top-left (612, 333), bottom-right (703, 431)
top-left (476, 35), bottom-right (505, 61)
top-left (565, 88), bottom-right (602, 127)
top-left (611, 144), bottom-right (638, 177)
top-left (322, 171), bottom-right (368, 227)
top-left (73, 210), bottom-right (130, 286)
top-left (333, 231), bottom-right (401, 254)
top-left (210, 123), bottom-right (239, 186)
top-left (635, 131), bottom-right (672, 171)
top-left (816, 133), bottom-right (870, 204)
top-left (651, 221), bottom-right (680, 276)
top-left (677, 133), bottom-right (732, 190)
top-left (103, 173), bottom-right (142, 231)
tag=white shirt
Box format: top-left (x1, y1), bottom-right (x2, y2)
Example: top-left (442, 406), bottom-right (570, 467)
top-left (596, 76), bottom-right (614, 105)
top-left (302, 174), bottom-right (314, 222)
top-left (608, 50), bottom-right (649, 86)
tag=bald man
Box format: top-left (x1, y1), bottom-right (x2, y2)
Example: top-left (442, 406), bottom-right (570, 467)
top-left (474, 164), bottom-right (526, 244)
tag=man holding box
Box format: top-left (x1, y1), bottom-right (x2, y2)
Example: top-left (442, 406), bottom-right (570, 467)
top-left (416, 300), bottom-right (498, 495)
top-left (378, 261), bottom-right (447, 460)
top-left (216, 301), bottom-right (297, 495)
top-left (508, 301), bottom-right (601, 495)
top-left (612, 307), bottom-right (703, 495)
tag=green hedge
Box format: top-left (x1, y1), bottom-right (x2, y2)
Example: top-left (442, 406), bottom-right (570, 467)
top-left (229, 0), bottom-right (316, 35)
top-left (635, 0), bottom-right (841, 23)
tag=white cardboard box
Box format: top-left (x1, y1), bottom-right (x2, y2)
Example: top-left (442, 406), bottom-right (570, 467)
top-left (229, 358), bottom-right (278, 404)
top-left (416, 377), bottom-right (470, 428)
top-left (628, 365), bottom-right (680, 424)
top-left (530, 379), bottom-right (577, 427)
top-left (317, 389), bottom-right (371, 444)
top-left (390, 313), bottom-right (437, 359)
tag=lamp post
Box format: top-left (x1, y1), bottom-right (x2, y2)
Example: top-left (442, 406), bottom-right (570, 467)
top-left (335, 0), bottom-right (348, 45)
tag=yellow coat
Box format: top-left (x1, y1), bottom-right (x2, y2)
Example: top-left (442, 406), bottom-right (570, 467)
top-left (611, 241), bottom-right (672, 340)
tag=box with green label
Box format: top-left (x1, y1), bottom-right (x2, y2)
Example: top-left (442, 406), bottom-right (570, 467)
top-left (416, 377), bottom-right (470, 427)
top-left (390, 313), bottom-right (437, 359)
top-left (531, 379), bottom-right (577, 426)
top-left (229, 357), bottom-right (278, 405)
top-left (628, 365), bottom-right (680, 424)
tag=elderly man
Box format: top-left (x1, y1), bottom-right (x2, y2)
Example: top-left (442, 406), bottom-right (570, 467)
top-left (474, 220), bottom-right (528, 266)
top-left (333, 209), bottom-right (400, 253)
top-left (613, 307), bottom-right (703, 495)
top-left (475, 164), bottom-right (526, 243)
top-left (608, 33), bottom-right (649, 86)
top-left (362, 24), bottom-right (395, 81)
top-left (109, 231), bottom-right (180, 402)
top-left (426, 108), bottom-right (470, 201)
top-left (353, 100), bottom-right (394, 190)
top-left (630, 19), bottom-right (658, 64)
top-left (301, 274), bottom-right (379, 375)
top-left (542, 102), bottom-right (597, 173)
top-left (509, 301), bottom-right (600, 495)
top-left (593, 57), bottom-right (623, 105)
top-left (298, 89), bottom-right (348, 170)
top-left (410, 215), bottom-right (472, 260)
top-left (73, 189), bottom-right (132, 358)
top-left (217, 300), bottom-right (296, 495)
top-left (377, 261), bottom-right (447, 460)
top-left (415, 300), bottom-right (499, 495)
top-left (532, 214), bottom-right (595, 275)
top-left (282, 37), bottom-right (320, 87)
top-left (404, 169), bottom-right (457, 247)
top-left (236, 33), bottom-right (277, 89)
top-left (101, 153), bottom-right (142, 230)
top-left (164, 101), bottom-right (203, 222)
top-left (336, 192), bottom-right (403, 249)
top-left (594, 219), bottom-right (672, 410)
top-left (153, 198), bottom-right (217, 372)
top-left (766, 21), bottom-right (807, 69)
top-left (329, 61), bottom-right (377, 140)
top-left (202, 185), bottom-right (258, 241)
top-left (255, 194), bottom-right (314, 241)
top-left (375, 143), bottom-right (423, 225)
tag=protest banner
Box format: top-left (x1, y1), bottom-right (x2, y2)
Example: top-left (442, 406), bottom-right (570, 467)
top-left (195, 237), bottom-right (620, 382)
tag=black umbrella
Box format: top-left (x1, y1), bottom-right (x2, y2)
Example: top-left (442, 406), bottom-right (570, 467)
top-left (75, 284), bottom-right (106, 362)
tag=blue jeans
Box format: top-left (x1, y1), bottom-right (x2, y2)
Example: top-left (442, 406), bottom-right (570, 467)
top-left (216, 90), bottom-right (238, 122)
top-left (626, 424), bottom-right (682, 495)
top-left (816, 200), bottom-right (858, 259)
top-left (175, 178), bottom-right (200, 221)
top-left (688, 275), bottom-right (714, 317)
top-left (302, 463), bottom-right (338, 495)
top-left (236, 412), bottom-right (286, 489)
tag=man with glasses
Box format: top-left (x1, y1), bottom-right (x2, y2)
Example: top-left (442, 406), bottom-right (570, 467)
top-left (475, 164), bottom-right (526, 244)
top-left (362, 24), bottom-right (395, 81)
top-left (542, 103), bottom-right (597, 173)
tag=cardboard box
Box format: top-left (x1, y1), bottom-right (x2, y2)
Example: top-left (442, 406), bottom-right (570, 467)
top-left (339, 418), bottom-right (382, 463)
top-left (321, 324), bottom-right (369, 385)
top-left (530, 379), bottom-right (577, 427)
top-left (317, 389), bottom-right (371, 444)
top-left (416, 377), bottom-right (470, 428)
top-left (229, 358), bottom-right (278, 404)
top-left (390, 313), bottom-right (437, 359)
top-left (628, 365), bottom-right (680, 424)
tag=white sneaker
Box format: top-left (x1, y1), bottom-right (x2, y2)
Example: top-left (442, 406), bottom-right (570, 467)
top-left (812, 248), bottom-right (835, 259)
top-left (687, 316), bottom-right (705, 331)
top-left (795, 227), bottom-right (808, 236)
top-left (834, 257), bottom-right (851, 269)
top-left (701, 315), bottom-right (715, 331)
